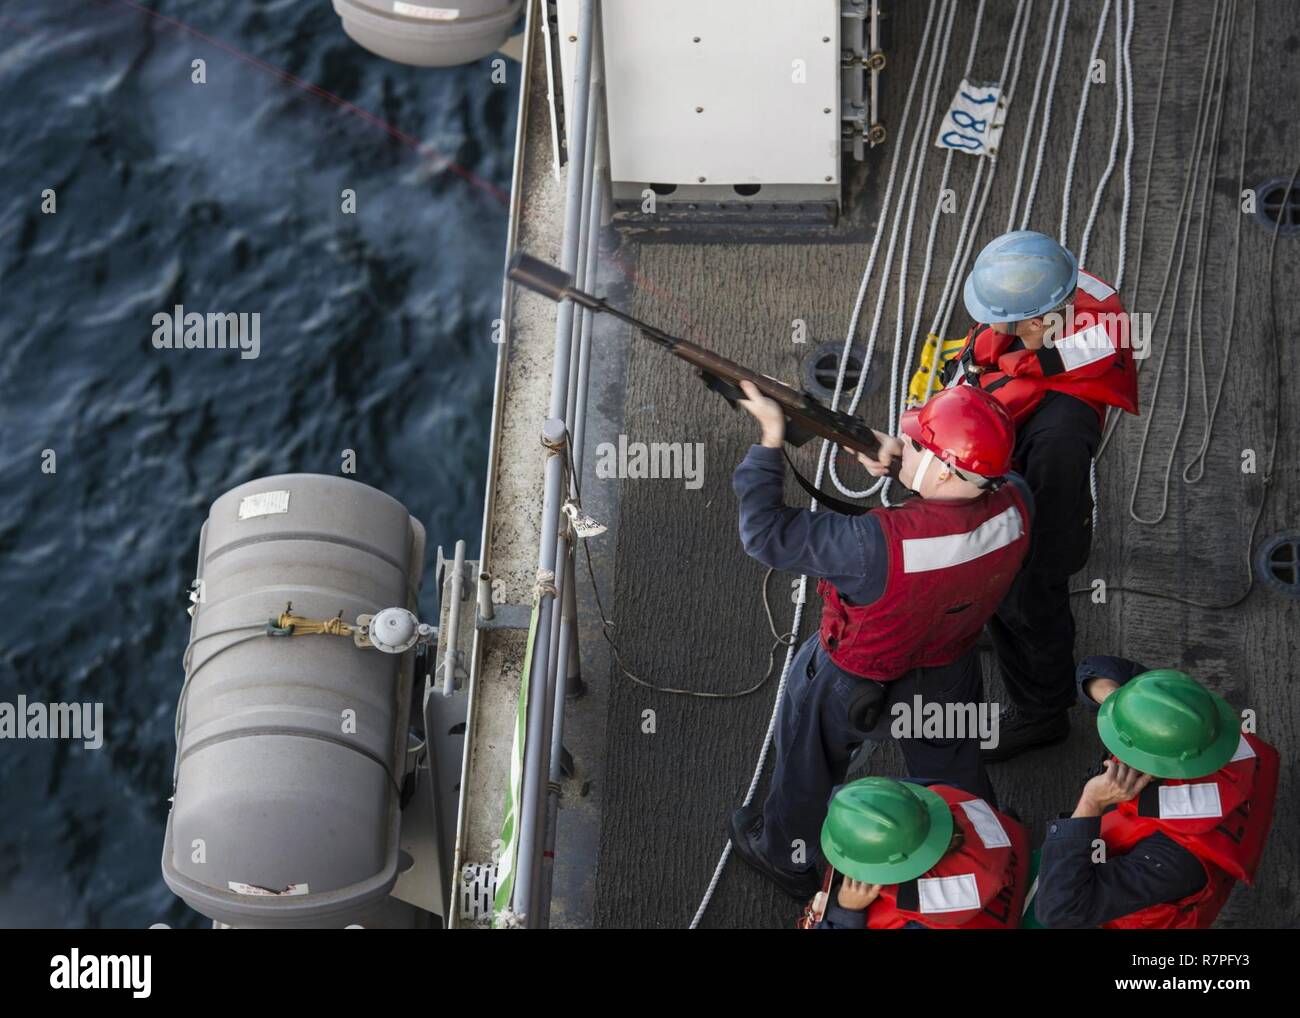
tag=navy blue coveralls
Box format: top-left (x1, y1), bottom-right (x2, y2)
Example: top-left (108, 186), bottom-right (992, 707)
top-left (733, 445), bottom-right (1034, 880)
top-left (1034, 655), bottom-right (1209, 927)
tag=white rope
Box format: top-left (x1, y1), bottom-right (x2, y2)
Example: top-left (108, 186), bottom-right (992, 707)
top-left (1005, 0), bottom-right (1061, 231)
top-left (1059, 0), bottom-right (1113, 248)
top-left (1182, 0), bottom-right (1254, 484)
top-left (1126, 0), bottom-right (1234, 526)
top-left (825, 0), bottom-right (960, 500)
top-left (879, 0), bottom-right (988, 506)
top-left (1096, 0), bottom-right (1176, 459)
top-left (1077, 0), bottom-right (1124, 267)
top-left (1115, 0), bottom-right (1136, 292)
top-left (1078, 0), bottom-right (1132, 530)
top-left (1018, 0), bottom-right (1071, 229)
top-left (1144, 0), bottom-right (1237, 501)
top-left (925, 0), bottom-right (1034, 396)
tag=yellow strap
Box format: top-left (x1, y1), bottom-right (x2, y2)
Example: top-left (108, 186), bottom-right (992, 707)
top-left (274, 611), bottom-right (353, 637)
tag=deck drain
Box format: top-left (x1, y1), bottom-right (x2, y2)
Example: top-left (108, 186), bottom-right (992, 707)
top-left (804, 342), bottom-right (868, 401)
top-left (1254, 532), bottom-right (1300, 598)
top-left (1253, 178), bottom-right (1300, 235)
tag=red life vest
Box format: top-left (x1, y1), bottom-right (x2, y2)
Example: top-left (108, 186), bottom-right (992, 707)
top-left (1098, 733), bottom-right (1279, 930)
top-left (956, 270), bottom-right (1139, 426)
top-left (817, 483), bottom-right (1029, 681)
top-left (797, 786), bottom-right (1030, 929)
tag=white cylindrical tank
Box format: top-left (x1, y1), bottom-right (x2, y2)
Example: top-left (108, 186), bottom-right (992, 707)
top-left (332, 0), bottom-right (524, 67)
top-left (161, 474), bottom-right (426, 928)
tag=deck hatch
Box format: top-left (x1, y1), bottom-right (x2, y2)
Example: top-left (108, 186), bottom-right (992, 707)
top-left (804, 341), bottom-right (866, 400)
top-left (1255, 532), bottom-right (1300, 598)
top-left (1254, 178), bottom-right (1300, 235)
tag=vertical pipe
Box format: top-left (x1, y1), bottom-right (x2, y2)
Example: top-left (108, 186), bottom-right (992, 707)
top-left (569, 89), bottom-right (607, 479)
top-left (537, 24), bottom-right (607, 925)
top-left (512, 0), bottom-right (595, 924)
top-left (442, 540), bottom-right (466, 697)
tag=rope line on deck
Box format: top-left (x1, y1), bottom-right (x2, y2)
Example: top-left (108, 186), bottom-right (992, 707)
top-left (1125, 0), bottom-right (1234, 526)
top-left (1071, 0), bottom-right (1288, 609)
top-left (826, 0), bottom-right (960, 501)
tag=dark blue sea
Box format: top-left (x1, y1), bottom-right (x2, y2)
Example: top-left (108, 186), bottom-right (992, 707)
top-left (0, 0), bottom-right (512, 927)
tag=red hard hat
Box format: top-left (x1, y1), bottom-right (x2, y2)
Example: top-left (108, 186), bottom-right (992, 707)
top-left (899, 386), bottom-right (1016, 478)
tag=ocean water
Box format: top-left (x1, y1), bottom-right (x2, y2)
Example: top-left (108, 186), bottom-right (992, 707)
top-left (0, 0), bottom-right (513, 927)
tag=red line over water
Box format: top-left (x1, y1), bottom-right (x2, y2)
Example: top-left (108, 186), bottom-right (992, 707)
top-left (89, 0), bottom-right (511, 206)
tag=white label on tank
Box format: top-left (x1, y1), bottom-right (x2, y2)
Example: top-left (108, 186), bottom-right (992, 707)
top-left (228, 881), bottom-right (309, 896)
top-left (393, 2), bottom-right (460, 19)
top-left (237, 489), bottom-right (290, 520)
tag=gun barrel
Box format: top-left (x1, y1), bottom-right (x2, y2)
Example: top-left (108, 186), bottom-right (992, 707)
top-left (507, 250), bottom-right (889, 466)
top-left (508, 251), bottom-right (576, 303)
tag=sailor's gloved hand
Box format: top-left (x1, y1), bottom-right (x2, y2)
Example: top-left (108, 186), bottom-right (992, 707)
top-left (1073, 759), bottom-right (1153, 818)
top-left (738, 380), bottom-right (786, 449)
top-left (837, 877), bottom-right (882, 911)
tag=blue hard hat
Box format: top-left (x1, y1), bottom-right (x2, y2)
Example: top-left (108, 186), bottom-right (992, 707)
top-left (963, 230), bottom-right (1079, 323)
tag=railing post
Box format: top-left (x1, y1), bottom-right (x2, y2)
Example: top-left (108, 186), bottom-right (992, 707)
top-left (511, 0), bottom-right (597, 925)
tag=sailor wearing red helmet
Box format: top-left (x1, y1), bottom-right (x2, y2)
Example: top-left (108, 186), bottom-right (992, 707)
top-left (726, 380), bottom-right (1033, 901)
top-left (945, 230), bottom-right (1140, 763)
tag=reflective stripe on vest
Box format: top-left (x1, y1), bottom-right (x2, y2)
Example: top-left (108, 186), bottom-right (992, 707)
top-left (958, 798), bottom-right (1012, 849)
top-left (901, 505), bottom-right (1024, 574)
top-left (918, 873), bottom-right (981, 914)
top-left (1054, 321), bottom-right (1116, 372)
top-left (817, 483), bottom-right (1030, 680)
top-left (1158, 782), bottom-right (1224, 820)
top-left (1075, 270), bottom-right (1116, 301)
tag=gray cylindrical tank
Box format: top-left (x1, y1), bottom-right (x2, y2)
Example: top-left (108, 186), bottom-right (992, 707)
top-left (162, 474), bottom-right (426, 928)
top-left (332, 0), bottom-right (524, 68)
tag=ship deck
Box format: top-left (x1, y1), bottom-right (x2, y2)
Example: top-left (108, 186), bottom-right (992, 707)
top-left (470, 0), bottom-right (1300, 929)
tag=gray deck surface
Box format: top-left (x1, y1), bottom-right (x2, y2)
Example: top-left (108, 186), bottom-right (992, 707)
top-left (577, 0), bottom-right (1300, 929)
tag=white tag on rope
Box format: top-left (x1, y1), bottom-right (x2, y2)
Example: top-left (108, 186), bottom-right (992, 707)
top-left (563, 500), bottom-right (607, 538)
top-left (935, 79), bottom-right (1006, 157)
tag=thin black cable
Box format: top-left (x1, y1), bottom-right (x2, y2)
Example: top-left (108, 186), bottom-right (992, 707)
top-left (564, 431), bottom-right (795, 698)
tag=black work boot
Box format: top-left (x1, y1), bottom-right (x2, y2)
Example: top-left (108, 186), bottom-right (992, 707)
top-left (982, 705), bottom-right (1070, 763)
top-left (729, 802), bottom-right (820, 901)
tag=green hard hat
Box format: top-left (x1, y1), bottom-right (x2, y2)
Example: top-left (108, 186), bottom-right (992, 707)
top-left (819, 777), bottom-right (953, 885)
top-left (1097, 669), bottom-right (1240, 779)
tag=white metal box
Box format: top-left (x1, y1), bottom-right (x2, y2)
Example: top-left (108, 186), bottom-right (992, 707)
top-left (556, 0), bottom-right (841, 188)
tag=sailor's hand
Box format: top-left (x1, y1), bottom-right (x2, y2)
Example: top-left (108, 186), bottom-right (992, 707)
top-left (837, 877), bottom-right (882, 911)
top-left (738, 380), bottom-right (785, 449)
top-left (1074, 759), bottom-right (1152, 817)
top-left (1085, 677), bottom-right (1121, 705)
top-left (855, 430), bottom-right (903, 476)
